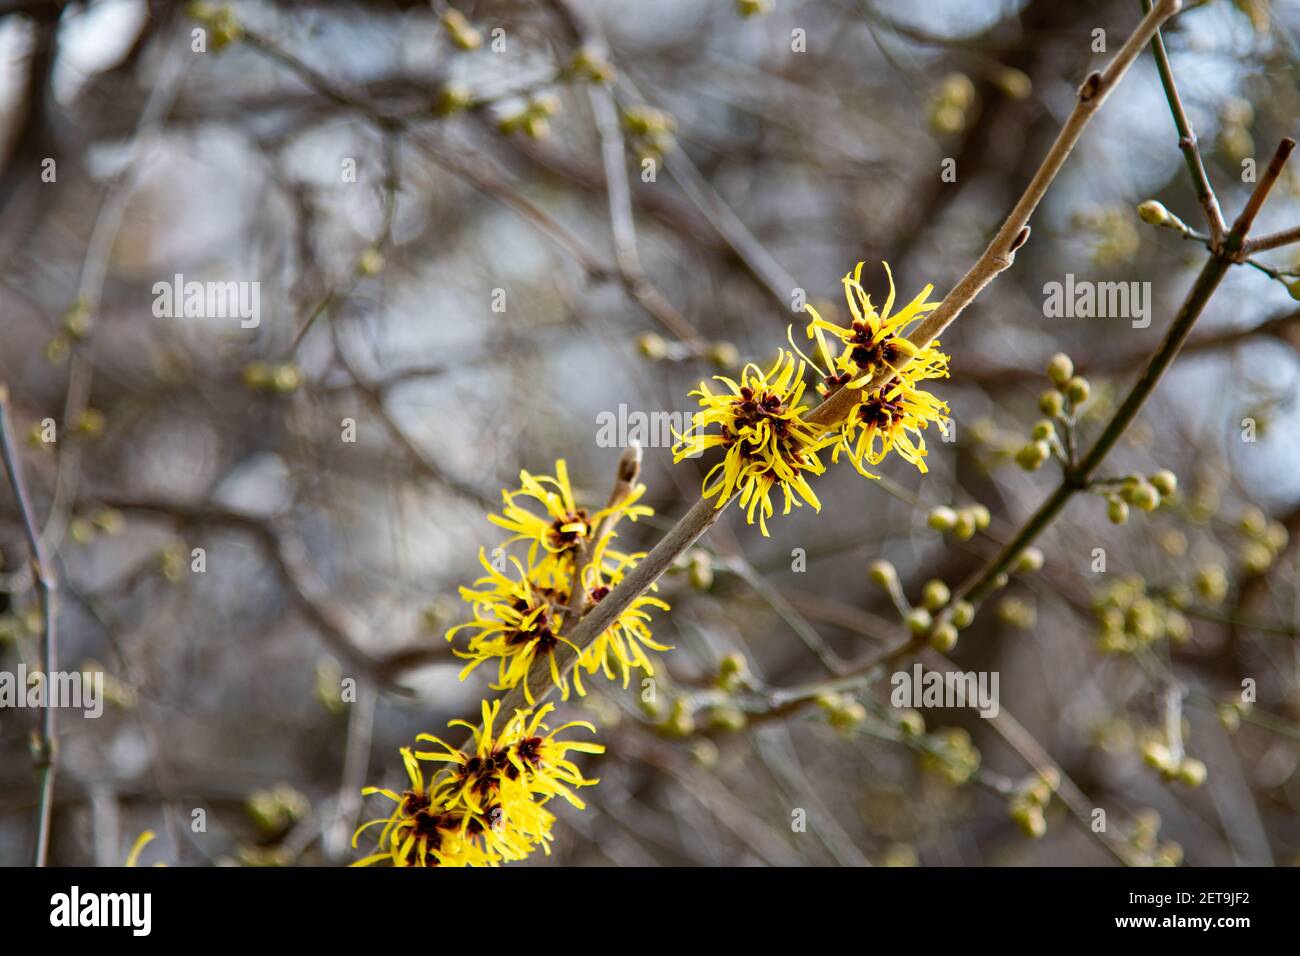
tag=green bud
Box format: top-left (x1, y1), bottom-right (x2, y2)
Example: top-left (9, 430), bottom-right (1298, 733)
top-left (1065, 376), bottom-right (1091, 405)
top-left (1137, 199), bottom-right (1170, 226)
top-left (897, 709), bottom-right (925, 736)
top-left (868, 559), bottom-right (898, 589)
top-left (953, 512), bottom-right (977, 540)
top-left (927, 506), bottom-right (958, 532)
top-left (905, 608), bottom-right (933, 635)
top-left (1176, 758), bottom-right (1206, 788)
top-left (688, 550), bottom-right (714, 591)
top-left (1031, 419), bottom-right (1056, 441)
top-left (1148, 469), bottom-right (1177, 497)
top-left (1015, 547), bottom-right (1044, 574)
top-left (950, 599), bottom-right (975, 629)
top-left (1107, 495), bottom-right (1130, 525)
top-left (921, 579), bottom-right (950, 611)
top-left (1038, 390), bottom-right (1064, 417)
top-left (1131, 481), bottom-right (1160, 512)
top-left (930, 622), bottom-right (958, 652)
top-left (636, 332), bottom-right (667, 360)
top-left (1046, 352), bottom-right (1074, 386)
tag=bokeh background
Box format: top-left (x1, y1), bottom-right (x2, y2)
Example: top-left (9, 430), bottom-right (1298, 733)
top-left (1, 0), bottom-right (1298, 866)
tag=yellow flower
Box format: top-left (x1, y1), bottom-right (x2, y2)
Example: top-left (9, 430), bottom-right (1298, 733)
top-left (414, 699), bottom-right (603, 847)
top-left (673, 349), bottom-right (835, 536)
top-left (804, 261), bottom-right (943, 392)
top-left (447, 551), bottom-right (580, 704)
top-left (488, 459), bottom-right (652, 587)
top-left (351, 747), bottom-right (505, 867)
top-left (834, 373), bottom-right (951, 477)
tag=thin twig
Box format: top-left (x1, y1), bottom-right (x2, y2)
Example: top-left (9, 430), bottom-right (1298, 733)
top-left (1142, 0), bottom-right (1226, 243)
top-left (0, 385), bottom-right (59, 866)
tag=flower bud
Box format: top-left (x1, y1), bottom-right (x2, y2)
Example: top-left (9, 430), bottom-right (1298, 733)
top-left (927, 506), bottom-right (957, 532)
top-left (921, 579), bottom-right (950, 611)
top-left (969, 504), bottom-right (991, 530)
top-left (1038, 390), bottom-right (1064, 417)
top-left (635, 332), bottom-right (667, 360)
top-left (1046, 352), bottom-right (1074, 386)
top-left (688, 550), bottom-right (714, 591)
top-left (994, 67), bottom-right (1032, 101)
top-left (930, 621), bottom-right (958, 652)
top-left (707, 341), bottom-right (740, 368)
top-left (1131, 480), bottom-right (1160, 512)
top-left (1107, 495), bottom-right (1130, 525)
top-left (1137, 199), bottom-right (1170, 226)
top-left (1031, 419), bottom-right (1055, 441)
top-left (441, 9), bottom-right (483, 50)
top-left (951, 599), bottom-right (975, 629)
top-left (1176, 758), bottom-right (1206, 788)
top-left (867, 559), bottom-right (897, 589)
top-left (953, 511), bottom-right (977, 540)
top-left (897, 709), bottom-right (925, 736)
top-left (905, 608), bottom-right (933, 635)
top-left (1014, 547), bottom-right (1044, 574)
top-left (1148, 469), bottom-right (1177, 497)
top-left (1065, 376), bottom-right (1090, 405)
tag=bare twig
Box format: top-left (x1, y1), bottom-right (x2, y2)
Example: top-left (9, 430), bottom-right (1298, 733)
top-left (0, 385), bottom-right (59, 866)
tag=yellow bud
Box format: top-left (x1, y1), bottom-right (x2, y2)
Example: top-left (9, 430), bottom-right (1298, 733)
top-left (706, 706), bottom-right (748, 733)
top-left (993, 67), bottom-right (1032, 101)
top-left (1107, 495), bottom-right (1130, 525)
top-left (1014, 547), bottom-right (1044, 574)
top-left (635, 332), bottom-right (667, 360)
top-left (271, 364), bottom-right (303, 393)
top-left (1038, 389), bottom-right (1065, 417)
top-left (1065, 376), bottom-right (1091, 405)
top-left (921, 579), bottom-right (950, 611)
top-left (707, 342), bottom-right (740, 368)
top-left (1046, 352), bottom-right (1073, 386)
top-left (951, 599), bottom-right (975, 629)
top-left (897, 709), bottom-right (925, 736)
top-left (1149, 469), bottom-right (1177, 497)
top-left (938, 73), bottom-right (976, 110)
top-left (930, 622), bottom-right (958, 653)
top-left (905, 608), bottom-right (933, 635)
top-left (688, 550), bottom-right (714, 591)
top-left (867, 559), bottom-right (897, 589)
top-left (434, 83), bottom-right (474, 115)
top-left (1176, 758), bottom-right (1206, 788)
top-left (927, 506), bottom-right (957, 532)
top-left (356, 247), bottom-right (385, 277)
top-left (242, 361), bottom-right (271, 390)
top-left (441, 10), bottom-right (483, 50)
top-left (1137, 200), bottom-right (1170, 226)
top-left (1131, 481), bottom-right (1160, 512)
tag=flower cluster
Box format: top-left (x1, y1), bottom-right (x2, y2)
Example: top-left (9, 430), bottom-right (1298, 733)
top-left (450, 459), bottom-right (670, 701)
top-left (357, 460), bottom-right (663, 867)
top-left (353, 700), bottom-right (603, 867)
top-left (675, 261), bottom-right (953, 533)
